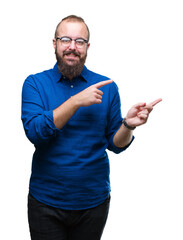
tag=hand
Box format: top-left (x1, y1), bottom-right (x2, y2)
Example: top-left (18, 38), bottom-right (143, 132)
top-left (74, 79), bottom-right (113, 107)
top-left (125, 98), bottom-right (162, 127)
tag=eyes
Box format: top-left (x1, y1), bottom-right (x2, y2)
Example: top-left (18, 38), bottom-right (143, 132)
top-left (56, 36), bottom-right (88, 48)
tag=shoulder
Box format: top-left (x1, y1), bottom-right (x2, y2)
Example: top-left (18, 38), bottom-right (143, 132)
top-left (23, 67), bottom-right (55, 90)
top-left (26, 68), bottom-right (53, 82)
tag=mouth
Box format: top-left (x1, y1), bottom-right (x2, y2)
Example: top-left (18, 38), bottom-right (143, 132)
top-left (63, 51), bottom-right (80, 60)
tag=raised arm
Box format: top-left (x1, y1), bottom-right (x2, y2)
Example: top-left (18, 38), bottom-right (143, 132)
top-left (53, 79), bottom-right (113, 129)
top-left (113, 98), bottom-right (162, 148)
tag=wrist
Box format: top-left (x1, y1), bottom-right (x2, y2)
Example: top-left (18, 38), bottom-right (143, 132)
top-left (122, 118), bottom-right (136, 130)
top-left (70, 95), bottom-right (81, 110)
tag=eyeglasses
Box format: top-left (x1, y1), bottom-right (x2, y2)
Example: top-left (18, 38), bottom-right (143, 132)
top-left (56, 36), bottom-right (88, 48)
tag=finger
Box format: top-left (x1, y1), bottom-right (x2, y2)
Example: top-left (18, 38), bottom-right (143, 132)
top-left (133, 102), bottom-right (146, 109)
top-left (148, 98), bottom-right (162, 107)
top-left (141, 105), bottom-right (153, 112)
top-left (94, 79), bottom-right (113, 89)
top-left (95, 93), bottom-right (102, 100)
top-left (139, 109), bottom-right (149, 115)
top-left (137, 112), bottom-right (148, 120)
top-left (95, 99), bottom-right (102, 104)
top-left (96, 89), bottom-right (103, 96)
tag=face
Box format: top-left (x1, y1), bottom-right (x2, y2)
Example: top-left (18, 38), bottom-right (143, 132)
top-left (53, 21), bottom-right (90, 79)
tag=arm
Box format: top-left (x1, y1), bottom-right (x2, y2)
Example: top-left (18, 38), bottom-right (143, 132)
top-left (53, 79), bottom-right (113, 129)
top-left (21, 77), bottom-right (57, 145)
top-left (113, 124), bottom-right (133, 148)
top-left (113, 99), bottom-right (162, 148)
top-left (22, 77), bottom-right (113, 145)
top-left (53, 97), bottom-right (80, 129)
top-left (22, 78), bottom-right (112, 145)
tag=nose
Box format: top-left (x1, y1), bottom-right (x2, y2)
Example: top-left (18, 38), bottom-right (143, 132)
top-left (69, 40), bottom-right (77, 50)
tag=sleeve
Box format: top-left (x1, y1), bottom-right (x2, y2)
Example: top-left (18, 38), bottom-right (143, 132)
top-left (105, 82), bottom-right (134, 154)
top-left (21, 76), bottom-right (57, 146)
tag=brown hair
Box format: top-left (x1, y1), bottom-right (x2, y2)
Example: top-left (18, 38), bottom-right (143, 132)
top-left (54, 15), bottom-right (90, 41)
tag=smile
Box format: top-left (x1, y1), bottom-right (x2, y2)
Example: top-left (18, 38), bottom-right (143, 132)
top-left (64, 51), bottom-right (80, 58)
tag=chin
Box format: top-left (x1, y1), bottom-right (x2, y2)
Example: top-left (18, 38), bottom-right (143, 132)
top-left (65, 60), bottom-right (79, 66)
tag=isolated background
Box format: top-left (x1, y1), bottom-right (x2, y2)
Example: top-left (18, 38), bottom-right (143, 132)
top-left (1, 0), bottom-right (183, 239)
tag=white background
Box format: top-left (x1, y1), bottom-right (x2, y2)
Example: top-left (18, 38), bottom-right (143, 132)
top-left (0, 0), bottom-right (183, 239)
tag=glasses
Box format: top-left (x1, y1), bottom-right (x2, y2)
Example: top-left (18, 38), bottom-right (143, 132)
top-left (56, 36), bottom-right (88, 48)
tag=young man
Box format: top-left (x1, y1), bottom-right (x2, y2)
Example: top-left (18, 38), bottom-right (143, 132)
top-left (21, 15), bottom-right (161, 240)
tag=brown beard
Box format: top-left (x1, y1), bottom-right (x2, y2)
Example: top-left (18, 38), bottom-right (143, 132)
top-left (55, 49), bottom-right (87, 79)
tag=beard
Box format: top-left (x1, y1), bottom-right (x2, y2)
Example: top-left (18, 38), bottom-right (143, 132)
top-left (55, 48), bottom-right (87, 79)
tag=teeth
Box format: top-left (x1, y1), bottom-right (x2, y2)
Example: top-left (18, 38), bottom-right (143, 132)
top-left (64, 52), bottom-right (79, 57)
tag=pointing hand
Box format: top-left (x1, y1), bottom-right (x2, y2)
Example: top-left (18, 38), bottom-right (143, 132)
top-left (74, 79), bottom-right (113, 107)
top-left (125, 98), bottom-right (162, 127)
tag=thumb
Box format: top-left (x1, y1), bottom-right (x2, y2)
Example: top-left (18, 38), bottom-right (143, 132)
top-left (133, 102), bottom-right (146, 109)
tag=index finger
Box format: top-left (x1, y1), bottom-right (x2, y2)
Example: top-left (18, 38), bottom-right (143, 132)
top-left (148, 98), bottom-right (162, 107)
top-left (94, 79), bottom-right (113, 89)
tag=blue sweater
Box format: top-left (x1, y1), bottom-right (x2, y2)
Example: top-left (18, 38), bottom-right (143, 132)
top-left (21, 63), bottom-right (134, 210)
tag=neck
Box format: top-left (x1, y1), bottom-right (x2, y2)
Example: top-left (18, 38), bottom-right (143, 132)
top-left (67, 75), bottom-right (73, 81)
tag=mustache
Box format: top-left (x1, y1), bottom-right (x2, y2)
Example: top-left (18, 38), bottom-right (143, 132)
top-left (63, 50), bottom-right (80, 57)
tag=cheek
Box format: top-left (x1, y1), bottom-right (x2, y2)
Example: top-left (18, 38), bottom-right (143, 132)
top-left (55, 45), bottom-right (65, 56)
top-left (80, 48), bottom-right (87, 57)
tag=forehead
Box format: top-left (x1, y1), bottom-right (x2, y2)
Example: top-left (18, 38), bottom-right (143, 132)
top-left (57, 21), bottom-right (88, 39)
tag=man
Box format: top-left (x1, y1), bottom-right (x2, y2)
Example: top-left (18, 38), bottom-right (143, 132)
top-left (21, 15), bottom-right (161, 240)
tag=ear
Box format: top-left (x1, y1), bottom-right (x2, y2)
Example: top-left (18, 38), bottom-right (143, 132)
top-left (87, 43), bottom-right (90, 51)
top-left (53, 39), bottom-right (56, 49)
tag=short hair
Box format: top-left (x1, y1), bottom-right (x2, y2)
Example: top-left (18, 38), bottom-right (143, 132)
top-left (54, 15), bottom-right (90, 41)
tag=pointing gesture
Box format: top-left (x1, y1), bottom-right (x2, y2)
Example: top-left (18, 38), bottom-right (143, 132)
top-left (74, 79), bottom-right (113, 107)
top-left (94, 79), bottom-right (113, 89)
top-left (149, 98), bottom-right (162, 107)
top-left (125, 98), bottom-right (162, 128)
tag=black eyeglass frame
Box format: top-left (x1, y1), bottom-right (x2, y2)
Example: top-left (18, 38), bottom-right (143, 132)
top-left (56, 36), bottom-right (89, 45)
